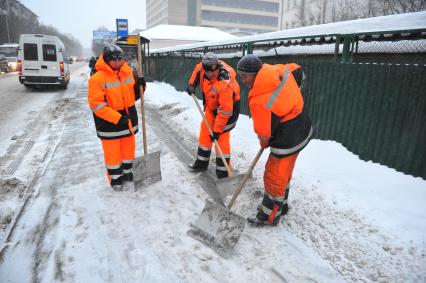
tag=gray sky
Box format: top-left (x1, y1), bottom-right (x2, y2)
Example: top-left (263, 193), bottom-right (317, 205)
top-left (20, 0), bottom-right (146, 48)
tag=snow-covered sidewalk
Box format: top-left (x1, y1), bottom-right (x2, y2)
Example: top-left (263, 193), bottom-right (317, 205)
top-left (0, 79), bottom-right (425, 282)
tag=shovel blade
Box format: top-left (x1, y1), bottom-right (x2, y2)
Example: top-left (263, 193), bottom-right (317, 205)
top-left (134, 151), bottom-right (162, 189)
top-left (215, 173), bottom-right (252, 202)
top-left (188, 199), bottom-right (246, 258)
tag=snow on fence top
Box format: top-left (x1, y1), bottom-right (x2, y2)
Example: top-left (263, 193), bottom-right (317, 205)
top-left (139, 24), bottom-right (237, 42)
top-left (151, 11), bottom-right (426, 54)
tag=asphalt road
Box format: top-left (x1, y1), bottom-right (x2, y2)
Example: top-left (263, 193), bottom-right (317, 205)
top-left (0, 62), bottom-right (87, 154)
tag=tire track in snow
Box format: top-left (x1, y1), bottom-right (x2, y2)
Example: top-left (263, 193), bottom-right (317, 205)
top-left (145, 103), bottom-right (227, 204)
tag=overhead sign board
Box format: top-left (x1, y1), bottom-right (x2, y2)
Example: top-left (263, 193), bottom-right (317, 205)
top-left (92, 31), bottom-right (116, 44)
top-left (116, 19), bottom-right (129, 37)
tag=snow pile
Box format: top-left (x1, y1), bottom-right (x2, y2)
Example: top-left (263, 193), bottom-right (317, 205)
top-left (0, 71), bottom-right (425, 282)
top-left (145, 81), bottom-right (426, 282)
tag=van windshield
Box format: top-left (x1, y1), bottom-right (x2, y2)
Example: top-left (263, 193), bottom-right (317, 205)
top-left (43, 44), bottom-right (57, 61)
top-left (24, 43), bottom-right (38, 61)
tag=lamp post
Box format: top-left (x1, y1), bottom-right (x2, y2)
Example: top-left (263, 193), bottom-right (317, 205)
top-left (1, 0), bottom-right (11, 43)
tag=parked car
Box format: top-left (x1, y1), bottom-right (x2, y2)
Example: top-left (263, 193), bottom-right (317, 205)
top-left (0, 54), bottom-right (9, 73)
top-left (17, 34), bottom-right (70, 89)
top-left (7, 57), bottom-right (18, 72)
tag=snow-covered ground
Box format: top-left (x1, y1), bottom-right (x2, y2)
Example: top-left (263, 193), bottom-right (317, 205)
top-left (0, 74), bottom-right (425, 282)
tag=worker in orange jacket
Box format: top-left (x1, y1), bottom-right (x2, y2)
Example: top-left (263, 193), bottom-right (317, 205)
top-left (186, 52), bottom-right (240, 179)
top-left (237, 54), bottom-right (313, 226)
top-left (88, 44), bottom-right (146, 191)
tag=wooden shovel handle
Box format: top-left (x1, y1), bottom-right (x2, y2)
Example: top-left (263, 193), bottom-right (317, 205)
top-left (137, 36), bottom-right (148, 155)
top-left (227, 148), bottom-right (264, 209)
top-left (191, 93), bottom-right (233, 177)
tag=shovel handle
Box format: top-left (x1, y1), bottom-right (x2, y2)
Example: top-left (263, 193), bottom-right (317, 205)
top-left (137, 36), bottom-right (148, 155)
top-left (191, 93), bottom-right (232, 177)
top-left (227, 148), bottom-right (264, 209)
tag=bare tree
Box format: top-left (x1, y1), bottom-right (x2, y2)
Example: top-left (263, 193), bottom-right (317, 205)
top-left (38, 24), bottom-right (83, 56)
top-left (381, 0), bottom-right (426, 14)
top-left (0, 1), bottom-right (83, 55)
top-left (304, 0), bottom-right (328, 26)
top-left (295, 0), bottom-right (307, 27)
top-left (285, 0), bottom-right (425, 30)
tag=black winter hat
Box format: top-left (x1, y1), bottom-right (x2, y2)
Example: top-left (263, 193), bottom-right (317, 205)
top-left (103, 44), bottom-right (123, 62)
top-left (202, 52), bottom-right (219, 71)
top-left (237, 54), bottom-right (263, 74)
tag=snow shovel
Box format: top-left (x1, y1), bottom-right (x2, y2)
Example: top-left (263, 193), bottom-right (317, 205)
top-left (133, 36), bottom-right (161, 189)
top-left (191, 93), bottom-right (248, 201)
top-left (188, 148), bottom-right (264, 258)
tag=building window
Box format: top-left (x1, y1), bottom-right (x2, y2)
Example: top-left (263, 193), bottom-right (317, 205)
top-left (202, 0), bottom-right (279, 12)
top-left (202, 10), bottom-right (278, 26)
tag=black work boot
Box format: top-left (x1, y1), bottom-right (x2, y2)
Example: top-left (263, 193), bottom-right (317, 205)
top-left (188, 159), bottom-right (208, 172)
top-left (247, 216), bottom-right (280, 227)
top-left (123, 173), bottom-right (134, 182)
top-left (112, 184), bottom-right (123, 192)
top-left (216, 157), bottom-right (230, 179)
top-left (282, 203), bottom-right (289, 215)
top-left (216, 170), bottom-right (228, 179)
top-left (111, 175), bottom-right (124, 192)
top-left (257, 203), bottom-right (289, 216)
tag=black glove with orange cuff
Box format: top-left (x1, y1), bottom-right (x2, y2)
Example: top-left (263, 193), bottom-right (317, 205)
top-left (186, 85), bottom-right (195, 96)
top-left (210, 132), bottom-right (220, 142)
top-left (117, 115), bottom-right (130, 128)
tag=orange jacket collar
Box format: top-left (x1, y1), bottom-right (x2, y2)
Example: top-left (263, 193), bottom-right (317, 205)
top-left (95, 53), bottom-right (133, 75)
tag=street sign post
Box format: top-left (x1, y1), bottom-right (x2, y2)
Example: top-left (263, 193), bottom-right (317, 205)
top-left (116, 19), bottom-right (129, 37)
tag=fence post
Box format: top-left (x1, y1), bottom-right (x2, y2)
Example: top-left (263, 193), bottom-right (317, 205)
top-left (334, 35), bottom-right (340, 62)
top-left (247, 42), bottom-right (253, 54)
top-left (341, 35), bottom-right (354, 63)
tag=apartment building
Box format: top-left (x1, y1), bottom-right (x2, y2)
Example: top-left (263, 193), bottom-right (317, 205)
top-left (146, 0), bottom-right (282, 35)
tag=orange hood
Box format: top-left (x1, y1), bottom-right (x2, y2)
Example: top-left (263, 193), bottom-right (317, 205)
top-left (95, 53), bottom-right (133, 75)
top-left (249, 64), bottom-right (283, 98)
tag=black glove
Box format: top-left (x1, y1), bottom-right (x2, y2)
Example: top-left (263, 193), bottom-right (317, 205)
top-left (186, 85), bottom-right (195, 96)
top-left (210, 132), bottom-right (220, 142)
top-left (117, 115), bottom-right (129, 128)
top-left (136, 77), bottom-right (146, 91)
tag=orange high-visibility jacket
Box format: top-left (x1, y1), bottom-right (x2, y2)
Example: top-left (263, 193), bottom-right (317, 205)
top-left (88, 55), bottom-right (139, 139)
top-left (188, 60), bottom-right (240, 133)
top-left (249, 63), bottom-right (313, 157)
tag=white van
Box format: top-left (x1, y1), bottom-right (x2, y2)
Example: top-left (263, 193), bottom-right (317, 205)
top-left (18, 34), bottom-right (71, 89)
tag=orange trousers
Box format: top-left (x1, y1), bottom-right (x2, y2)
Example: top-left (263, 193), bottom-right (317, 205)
top-left (264, 152), bottom-right (299, 197)
top-left (101, 135), bottom-right (135, 186)
top-left (198, 110), bottom-right (230, 156)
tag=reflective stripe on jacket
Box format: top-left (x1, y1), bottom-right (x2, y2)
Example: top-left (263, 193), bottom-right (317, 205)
top-left (188, 60), bottom-right (240, 133)
top-left (88, 55), bottom-right (139, 140)
top-left (249, 63), bottom-right (313, 158)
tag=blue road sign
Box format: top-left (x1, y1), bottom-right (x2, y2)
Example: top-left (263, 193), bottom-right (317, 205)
top-left (116, 19), bottom-right (128, 37)
top-left (92, 31), bottom-right (116, 44)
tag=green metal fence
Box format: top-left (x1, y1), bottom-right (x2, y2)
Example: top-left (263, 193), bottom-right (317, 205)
top-left (146, 30), bottom-right (426, 179)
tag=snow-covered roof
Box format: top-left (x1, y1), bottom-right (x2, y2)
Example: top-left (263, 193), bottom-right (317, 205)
top-left (139, 25), bottom-right (237, 42)
top-left (152, 11), bottom-right (426, 53)
top-left (0, 43), bottom-right (19, 47)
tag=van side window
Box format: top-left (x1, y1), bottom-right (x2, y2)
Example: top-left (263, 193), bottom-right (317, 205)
top-left (42, 44), bottom-right (57, 61)
top-left (24, 43), bottom-right (38, 61)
